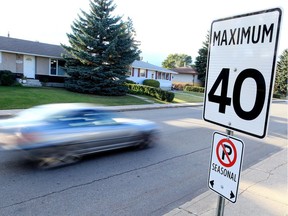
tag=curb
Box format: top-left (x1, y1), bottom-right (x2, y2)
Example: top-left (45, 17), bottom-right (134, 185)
top-left (0, 99), bottom-right (285, 119)
top-left (0, 103), bottom-right (203, 119)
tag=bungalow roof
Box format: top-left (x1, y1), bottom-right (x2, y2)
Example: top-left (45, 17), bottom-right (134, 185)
top-left (171, 67), bottom-right (198, 75)
top-left (132, 60), bottom-right (177, 74)
top-left (0, 36), bottom-right (65, 58)
top-left (0, 36), bottom-right (178, 74)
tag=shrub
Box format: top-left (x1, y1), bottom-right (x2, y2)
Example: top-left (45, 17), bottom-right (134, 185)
top-left (126, 84), bottom-right (174, 102)
top-left (143, 79), bottom-right (160, 88)
top-left (273, 93), bottom-right (281, 99)
top-left (184, 85), bottom-right (205, 93)
top-left (172, 83), bottom-right (185, 90)
top-left (124, 79), bottom-right (136, 84)
top-left (0, 70), bottom-right (15, 86)
top-left (36, 75), bottom-right (65, 83)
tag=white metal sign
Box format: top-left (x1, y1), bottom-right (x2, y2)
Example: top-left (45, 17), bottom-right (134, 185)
top-left (208, 132), bottom-right (244, 203)
top-left (203, 8), bottom-right (282, 138)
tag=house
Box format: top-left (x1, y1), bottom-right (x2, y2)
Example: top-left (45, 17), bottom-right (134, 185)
top-left (128, 60), bottom-right (177, 90)
top-left (0, 36), bottom-right (66, 86)
top-left (171, 67), bottom-right (202, 86)
top-left (0, 36), bottom-right (176, 89)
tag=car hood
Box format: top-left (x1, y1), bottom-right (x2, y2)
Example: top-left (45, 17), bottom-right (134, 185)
top-left (0, 117), bottom-right (46, 130)
top-left (114, 118), bottom-right (154, 125)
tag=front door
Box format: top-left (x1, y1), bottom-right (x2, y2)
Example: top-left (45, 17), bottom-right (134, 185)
top-left (23, 55), bottom-right (35, 78)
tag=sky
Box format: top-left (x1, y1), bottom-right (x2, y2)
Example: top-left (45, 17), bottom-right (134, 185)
top-left (0, 0), bottom-right (287, 66)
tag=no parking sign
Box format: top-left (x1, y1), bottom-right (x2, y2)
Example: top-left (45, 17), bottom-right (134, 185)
top-left (208, 132), bottom-right (244, 203)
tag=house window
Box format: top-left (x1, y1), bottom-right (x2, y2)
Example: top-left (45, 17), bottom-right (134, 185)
top-left (157, 72), bottom-right (161, 80)
top-left (140, 69), bottom-right (146, 77)
top-left (50, 59), bottom-right (57, 75)
top-left (16, 54), bottom-right (23, 63)
top-left (0, 52), bottom-right (2, 64)
top-left (50, 59), bottom-right (65, 76)
top-left (156, 72), bottom-right (170, 80)
top-left (166, 73), bottom-right (170, 80)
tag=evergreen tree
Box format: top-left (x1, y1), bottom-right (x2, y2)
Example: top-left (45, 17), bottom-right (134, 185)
top-left (194, 33), bottom-right (209, 86)
top-left (274, 49), bottom-right (288, 96)
top-left (62, 0), bottom-right (141, 96)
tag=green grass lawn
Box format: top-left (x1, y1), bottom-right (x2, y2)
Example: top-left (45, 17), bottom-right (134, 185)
top-left (0, 86), bottom-right (150, 110)
top-left (139, 91), bottom-right (204, 104)
top-left (173, 91), bottom-right (204, 103)
top-left (0, 86), bottom-right (204, 110)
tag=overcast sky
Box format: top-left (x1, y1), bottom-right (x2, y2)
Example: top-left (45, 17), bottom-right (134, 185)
top-left (0, 0), bottom-right (287, 66)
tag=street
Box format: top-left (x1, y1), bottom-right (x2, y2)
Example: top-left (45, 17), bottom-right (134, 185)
top-left (0, 102), bottom-right (287, 216)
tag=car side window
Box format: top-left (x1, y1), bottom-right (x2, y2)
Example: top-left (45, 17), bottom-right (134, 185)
top-left (60, 110), bottom-right (118, 127)
top-left (47, 110), bottom-right (91, 126)
top-left (89, 112), bottom-right (118, 126)
top-left (46, 109), bottom-right (119, 127)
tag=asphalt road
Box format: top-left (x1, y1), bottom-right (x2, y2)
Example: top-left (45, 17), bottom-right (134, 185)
top-left (0, 103), bottom-right (286, 216)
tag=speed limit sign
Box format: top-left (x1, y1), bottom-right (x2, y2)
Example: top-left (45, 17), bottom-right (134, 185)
top-left (203, 8), bottom-right (282, 138)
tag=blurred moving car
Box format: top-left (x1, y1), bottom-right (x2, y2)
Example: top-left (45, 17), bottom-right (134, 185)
top-left (0, 103), bottom-right (159, 168)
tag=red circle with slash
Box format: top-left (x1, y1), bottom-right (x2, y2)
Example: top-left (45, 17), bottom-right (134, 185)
top-left (216, 138), bottom-right (237, 167)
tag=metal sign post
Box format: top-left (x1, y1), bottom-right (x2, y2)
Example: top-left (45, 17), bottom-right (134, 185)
top-left (216, 195), bottom-right (225, 216)
top-left (216, 129), bottom-right (233, 216)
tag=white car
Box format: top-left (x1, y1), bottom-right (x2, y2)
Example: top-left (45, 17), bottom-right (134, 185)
top-left (0, 103), bottom-right (159, 168)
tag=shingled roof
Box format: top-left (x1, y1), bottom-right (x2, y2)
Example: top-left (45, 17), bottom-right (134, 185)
top-left (132, 60), bottom-right (177, 74)
top-left (171, 67), bottom-right (198, 75)
top-left (0, 36), bottom-right (65, 58)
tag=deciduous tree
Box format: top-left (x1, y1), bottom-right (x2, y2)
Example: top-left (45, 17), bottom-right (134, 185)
top-left (162, 54), bottom-right (192, 69)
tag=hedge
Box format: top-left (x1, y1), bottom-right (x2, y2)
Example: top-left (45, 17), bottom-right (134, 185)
top-left (143, 79), bottom-right (160, 88)
top-left (184, 85), bottom-right (205, 93)
top-left (172, 83), bottom-right (203, 91)
top-left (124, 79), bottom-right (136, 84)
top-left (0, 70), bottom-right (16, 86)
top-left (126, 84), bottom-right (174, 102)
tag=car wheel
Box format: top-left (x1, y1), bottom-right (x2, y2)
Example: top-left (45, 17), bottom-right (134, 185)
top-left (37, 154), bottom-right (81, 169)
top-left (138, 133), bottom-right (156, 149)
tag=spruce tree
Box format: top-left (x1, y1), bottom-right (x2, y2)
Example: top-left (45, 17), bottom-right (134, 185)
top-left (274, 49), bottom-right (288, 96)
top-left (62, 0), bottom-right (141, 96)
top-left (194, 33), bottom-right (209, 86)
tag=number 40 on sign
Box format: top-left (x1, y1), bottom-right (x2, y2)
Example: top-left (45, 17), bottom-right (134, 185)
top-left (203, 8), bottom-right (282, 139)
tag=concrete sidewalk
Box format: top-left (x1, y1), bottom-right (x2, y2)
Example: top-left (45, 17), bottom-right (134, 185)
top-left (164, 148), bottom-right (288, 216)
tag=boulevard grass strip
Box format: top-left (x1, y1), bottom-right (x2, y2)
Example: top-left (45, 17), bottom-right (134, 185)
top-left (173, 91), bottom-right (204, 103)
top-left (0, 86), bottom-right (150, 110)
top-left (129, 91), bottom-right (204, 104)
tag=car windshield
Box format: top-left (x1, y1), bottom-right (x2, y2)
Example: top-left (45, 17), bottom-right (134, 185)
top-left (15, 104), bottom-right (124, 126)
top-left (16, 106), bottom-right (64, 121)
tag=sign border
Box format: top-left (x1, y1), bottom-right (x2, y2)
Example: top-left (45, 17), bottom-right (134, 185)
top-left (203, 8), bottom-right (282, 139)
top-left (208, 131), bottom-right (244, 203)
